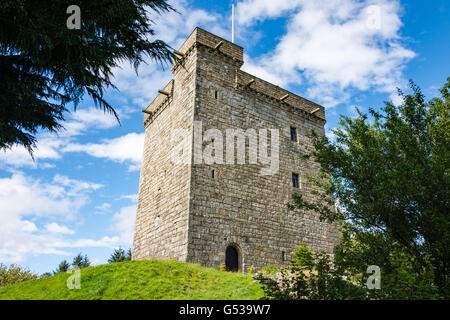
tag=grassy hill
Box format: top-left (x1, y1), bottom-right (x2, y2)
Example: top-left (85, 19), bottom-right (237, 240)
top-left (0, 259), bottom-right (264, 300)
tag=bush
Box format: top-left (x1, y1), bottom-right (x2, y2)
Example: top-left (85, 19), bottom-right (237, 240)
top-left (261, 246), bottom-right (366, 300)
top-left (247, 265), bottom-right (256, 274)
top-left (0, 263), bottom-right (37, 287)
top-left (260, 265), bottom-right (279, 276)
top-left (260, 243), bottom-right (444, 300)
top-left (291, 243), bottom-right (315, 268)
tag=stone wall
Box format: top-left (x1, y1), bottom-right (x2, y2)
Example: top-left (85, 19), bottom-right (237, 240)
top-left (132, 37), bottom-right (197, 261)
top-left (186, 35), bottom-right (339, 271)
top-left (133, 27), bottom-right (339, 270)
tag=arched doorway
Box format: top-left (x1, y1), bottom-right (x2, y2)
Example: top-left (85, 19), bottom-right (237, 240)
top-left (225, 245), bottom-right (239, 271)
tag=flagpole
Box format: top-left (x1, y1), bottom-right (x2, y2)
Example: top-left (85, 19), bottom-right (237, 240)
top-left (232, 3), bottom-right (235, 43)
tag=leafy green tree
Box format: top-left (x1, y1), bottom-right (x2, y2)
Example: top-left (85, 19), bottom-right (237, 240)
top-left (292, 78), bottom-right (450, 297)
top-left (53, 260), bottom-right (70, 274)
top-left (0, 0), bottom-right (177, 154)
top-left (72, 253), bottom-right (91, 268)
top-left (108, 248), bottom-right (131, 263)
top-left (335, 222), bottom-right (442, 299)
top-left (0, 263), bottom-right (37, 287)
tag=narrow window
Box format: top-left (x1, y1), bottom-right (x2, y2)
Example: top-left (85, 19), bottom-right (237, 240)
top-left (212, 169), bottom-right (215, 179)
top-left (292, 173), bottom-right (299, 188)
top-left (214, 90), bottom-right (218, 100)
top-left (282, 251), bottom-right (285, 262)
top-left (290, 126), bottom-right (297, 142)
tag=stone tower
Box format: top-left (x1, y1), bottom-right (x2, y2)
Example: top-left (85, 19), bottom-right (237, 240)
top-left (132, 27), bottom-right (339, 271)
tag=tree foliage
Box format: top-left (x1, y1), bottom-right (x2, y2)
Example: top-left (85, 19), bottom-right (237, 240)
top-left (261, 243), bottom-right (442, 300)
top-left (260, 244), bottom-right (367, 300)
top-left (53, 253), bottom-right (91, 275)
top-left (108, 248), bottom-right (132, 263)
top-left (0, 263), bottom-right (37, 287)
top-left (291, 78), bottom-right (450, 297)
top-left (0, 0), bottom-right (176, 154)
top-left (53, 260), bottom-right (70, 274)
top-left (72, 253), bottom-right (91, 269)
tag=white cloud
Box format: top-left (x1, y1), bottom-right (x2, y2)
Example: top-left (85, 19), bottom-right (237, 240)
top-left (109, 205), bottom-right (137, 244)
top-left (94, 203), bottom-right (112, 215)
top-left (111, 0), bottom-right (230, 106)
top-left (0, 107), bottom-right (122, 168)
top-left (52, 236), bottom-right (121, 248)
top-left (62, 132), bottom-right (144, 171)
top-left (153, 0), bottom-right (229, 46)
top-left (44, 223), bottom-right (75, 235)
top-left (389, 91), bottom-right (404, 106)
top-left (117, 194), bottom-right (138, 202)
top-left (0, 172), bottom-right (114, 262)
top-left (237, 0), bottom-right (302, 25)
top-left (0, 173), bottom-right (101, 220)
top-left (68, 108), bottom-right (119, 132)
top-left (237, 0), bottom-right (415, 107)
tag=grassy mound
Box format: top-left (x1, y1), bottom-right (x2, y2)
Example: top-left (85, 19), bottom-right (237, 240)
top-left (0, 260), bottom-right (264, 300)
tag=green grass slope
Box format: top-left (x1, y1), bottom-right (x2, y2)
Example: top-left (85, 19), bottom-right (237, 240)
top-left (0, 260), bottom-right (264, 300)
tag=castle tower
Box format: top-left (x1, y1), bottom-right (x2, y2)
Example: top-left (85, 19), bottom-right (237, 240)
top-left (132, 27), bottom-right (339, 271)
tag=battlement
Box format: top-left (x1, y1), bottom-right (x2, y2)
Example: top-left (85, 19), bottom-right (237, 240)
top-left (235, 70), bottom-right (325, 120)
top-left (143, 27), bottom-right (325, 126)
top-left (178, 27), bottom-right (244, 64)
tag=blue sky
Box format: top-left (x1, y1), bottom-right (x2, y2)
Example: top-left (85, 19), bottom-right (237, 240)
top-left (0, 0), bottom-right (449, 274)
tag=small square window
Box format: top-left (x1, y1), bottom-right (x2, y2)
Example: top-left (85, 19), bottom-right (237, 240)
top-left (290, 127), bottom-right (297, 142)
top-left (292, 173), bottom-right (299, 188)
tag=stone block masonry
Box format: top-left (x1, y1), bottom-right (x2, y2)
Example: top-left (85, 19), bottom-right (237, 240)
top-left (132, 27), bottom-right (339, 271)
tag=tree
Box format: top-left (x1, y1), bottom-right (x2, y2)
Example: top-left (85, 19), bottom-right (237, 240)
top-left (72, 253), bottom-right (91, 268)
top-left (0, 0), bottom-right (177, 154)
top-left (0, 263), bottom-right (37, 287)
top-left (108, 248), bottom-right (131, 263)
top-left (53, 260), bottom-right (70, 274)
top-left (292, 78), bottom-right (450, 297)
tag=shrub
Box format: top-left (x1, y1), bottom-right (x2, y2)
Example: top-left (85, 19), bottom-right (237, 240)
top-left (291, 243), bottom-right (314, 268)
top-left (0, 263), bottom-right (37, 287)
top-left (260, 243), bottom-right (444, 300)
top-left (219, 262), bottom-right (226, 272)
top-left (260, 265), bottom-right (278, 276)
top-left (247, 265), bottom-right (256, 274)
